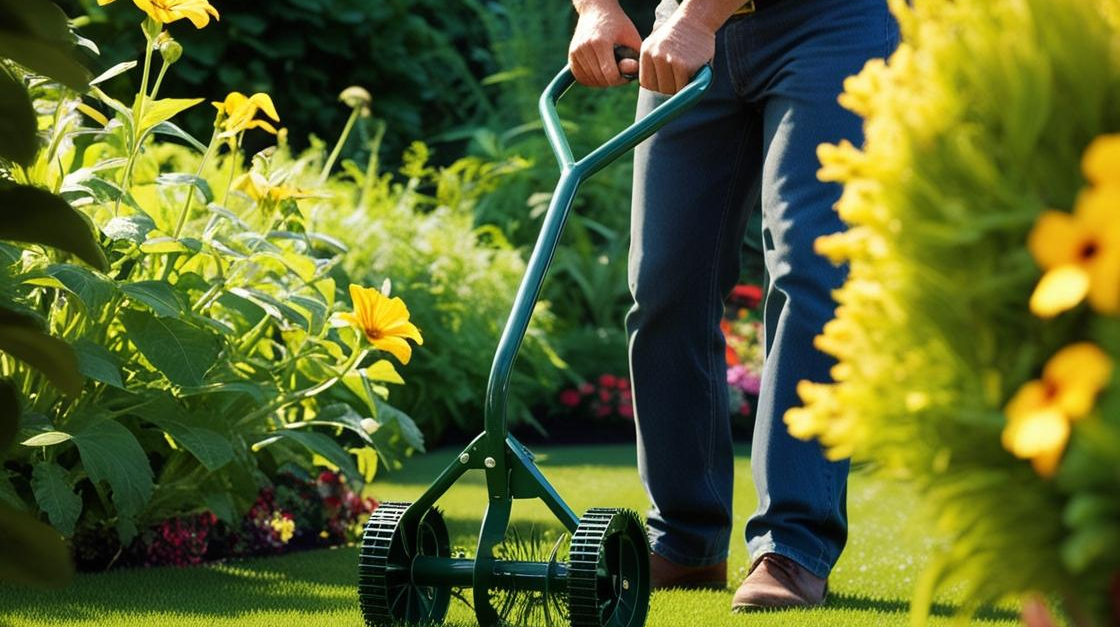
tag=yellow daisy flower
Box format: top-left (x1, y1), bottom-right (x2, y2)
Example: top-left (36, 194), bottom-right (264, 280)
top-left (97, 0), bottom-right (219, 28)
top-left (212, 92), bottom-right (280, 138)
top-left (1002, 342), bottom-right (1112, 478)
top-left (338, 285), bottom-right (423, 365)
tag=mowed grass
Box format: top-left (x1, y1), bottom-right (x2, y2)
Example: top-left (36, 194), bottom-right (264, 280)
top-left (0, 443), bottom-right (1019, 627)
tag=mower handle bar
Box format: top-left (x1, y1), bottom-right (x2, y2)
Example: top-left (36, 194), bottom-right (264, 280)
top-left (539, 62), bottom-right (713, 179)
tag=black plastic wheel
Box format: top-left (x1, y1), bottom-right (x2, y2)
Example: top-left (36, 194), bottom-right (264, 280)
top-left (358, 502), bottom-right (451, 626)
top-left (567, 508), bottom-right (650, 627)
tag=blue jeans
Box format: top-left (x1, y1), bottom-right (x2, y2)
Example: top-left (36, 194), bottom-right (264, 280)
top-left (627, 0), bottom-right (898, 579)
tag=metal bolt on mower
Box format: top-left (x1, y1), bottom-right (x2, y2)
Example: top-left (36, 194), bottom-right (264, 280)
top-left (358, 56), bottom-right (712, 627)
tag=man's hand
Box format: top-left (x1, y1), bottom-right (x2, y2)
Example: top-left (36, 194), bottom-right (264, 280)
top-left (640, 11), bottom-right (716, 95)
top-left (569, 1), bottom-right (642, 87)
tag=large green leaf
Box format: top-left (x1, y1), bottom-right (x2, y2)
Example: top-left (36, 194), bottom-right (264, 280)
top-left (101, 214), bottom-right (156, 244)
top-left (25, 264), bottom-right (118, 314)
top-left (121, 281), bottom-right (185, 319)
top-left (314, 403), bottom-right (373, 444)
top-left (0, 69), bottom-right (37, 166)
top-left (135, 398), bottom-right (233, 471)
top-left (120, 309), bottom-right (221, 387)
top-left (0, 0), bottom-right (90, 91)
top-left (30, 462), bottom-right (81, 537)
top-left (271, 429), bottom-right (361, 488)
top-left (0, 308), bottom-right (82, 396)
top-left (0, 184), bottom-right (108, 271)
top-left (0, 505), bottom-right (73, 588)
top-left (73, 338), bottom-right (124, 389)
top-left (71, 419), bottom-right (153, 518)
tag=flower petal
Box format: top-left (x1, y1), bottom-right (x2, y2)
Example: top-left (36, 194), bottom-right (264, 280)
top-left (1001, 407), bottom-right (1070, 477)
top-left (373, 335), bottom-right (413, 365)
top-left (1046, 342), bottom-right (1113, 418)
top-left (1029, 265), bottom-right (1090, 318)
top-left (1027, 210), bottom-right (1081, 270)
top-left (1081, 133), bottom-right (1120, 186)
top-left (1087, 247), bottom-right (1120, 314)
top-left (249, 93), bottom-right (280, 122)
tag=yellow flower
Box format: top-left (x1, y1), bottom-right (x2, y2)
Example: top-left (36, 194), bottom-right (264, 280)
top-left (97, 0), bottom-right (219, 28)
top-left (1027, 189), bottom-right (1120, 317)
top-left (233, 171), bottom-right (303, 203)
top-left (1001, 343), bottom-right (1112, 478)
top-left (1028, 134), bottom-right (1120, 318)
top-left (269, 513), bottom-right (295, 544)
top-left (338, 285), bottom-right (423, 364)
top-left (212, 92), bottom-right (280, 138)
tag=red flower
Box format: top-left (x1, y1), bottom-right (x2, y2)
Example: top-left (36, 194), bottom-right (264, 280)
top-left (618, 403), bottom-right (634, 419)
top-left (729, 284), bottom-right (763, 309)
top-left (595, 404), bottom-right (612, 418)
top-left (617, 378), bottom-right (630, 391)
top-left (318, 470), bottom-right (339, 485)
top-left (578, 382), bottom-right (594, 395)
top-left (598, 374), bottom-right (618, 388)
top-left (559, 389), bottom-right (581, 407)
top-left (598, 388), bottom-right (612, 402)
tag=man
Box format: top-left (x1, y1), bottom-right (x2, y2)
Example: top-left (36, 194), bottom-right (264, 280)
top-left (567, 0), bottom-right (898, 611)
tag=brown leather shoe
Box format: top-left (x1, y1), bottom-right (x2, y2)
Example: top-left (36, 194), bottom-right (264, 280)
top-left (650, 553), bottom-right (727, 590)
top-left (731, 553), bottom-right (827, 612)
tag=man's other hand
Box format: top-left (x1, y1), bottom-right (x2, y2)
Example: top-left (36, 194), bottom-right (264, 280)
top-left (640, 12), bottom-right (715, 94)
top-left (569, 2), bottom-right (643, 87)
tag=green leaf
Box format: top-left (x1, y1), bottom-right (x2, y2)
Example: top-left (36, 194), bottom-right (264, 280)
top-left (120, 309), bottom-right (221, 387)
top-left (140, 236), bottom-right (192, 254)
top-left (0, 505), bottom-right (73, 588)
top-left (0, 473), bottom-right (26, 511)
top-left (138, 97), bottom-right (204, 132)
top-left (102, 214), bottom-right (156, 244)
top-left (150, 121), bottom-right (208, 153)
top-left (0, 1), bottom-right (90, 91)
top-left (0, 378), bottom-right (16, 454)
top-left (25, 264), bottom-right (118, 314)
top-left (313, 403), bottom-right (373, 443)
top-left (135, 398), bottom-right (233, 471)
top-left (30, 462), bottom-right (81, 537)
top-left (228, 287), bottom-right (308, 328)
top-left (121, 281), bottom-right (185, 319)
top-left (89, 60), bottom-right (136, 86)
top-left (156, 173), bottom-right (214, 205)
top-left (370, 400), bottom-right (425, 470)
top-left (20, 431), bottom-right (71, 447)
top-left (0, 69), bottom-right (37, 166)
top-left (0, 184), bottom-right (109, 271)
top-left (203, 490), bottom-right (236, 524)
top-left (71, 419), bottom-right (153, 518)
top-left (0, 308), bottom-right (83, 396)
top-left (270, 429), bottom-right (361, 488)
top-left (73, 338), bottom-right (124, 388)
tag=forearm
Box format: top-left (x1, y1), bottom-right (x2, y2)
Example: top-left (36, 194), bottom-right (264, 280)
top-left (676, 0), bottom-right (747, 32)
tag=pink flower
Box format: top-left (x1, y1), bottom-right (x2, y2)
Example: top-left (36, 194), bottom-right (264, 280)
top-left (598, 374), bottom-right (618, 388)
top-left (559, 389), bottom-right (581, 407)
top-left (618, 403), bottom-right (634, 419)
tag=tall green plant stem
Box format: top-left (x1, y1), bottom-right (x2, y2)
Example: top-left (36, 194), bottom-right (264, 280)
top-left (171, 128), bottom-right (220, 240)
top-left (318, 108), bottom-right (361, 185)
top-left (114, 20), bottom-right (160, 216)
top-left (239, 347), bottom-right (368, 425)
top-left (355, 121), bottom-right (387, 210)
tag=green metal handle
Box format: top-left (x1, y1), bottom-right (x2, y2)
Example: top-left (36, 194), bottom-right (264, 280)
top-left (481, 64), bottom-right (712, 463)
top-left (540, 64), bottom-right (714, 177)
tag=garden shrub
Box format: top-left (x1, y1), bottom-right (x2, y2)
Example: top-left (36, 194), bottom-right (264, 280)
top-left (786, 0), bottom-right (1120, 623)
top-left (306, 140), bottom-right (567, 442)
top-left (2, 4), bottom-right (424, 555)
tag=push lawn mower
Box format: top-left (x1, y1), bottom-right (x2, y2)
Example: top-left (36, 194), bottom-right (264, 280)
top-left (357, 59), bottom-right (712, 627)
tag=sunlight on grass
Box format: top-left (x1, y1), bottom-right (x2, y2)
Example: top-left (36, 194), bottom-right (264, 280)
top-left (0, 444), bottom-right (1020, 627)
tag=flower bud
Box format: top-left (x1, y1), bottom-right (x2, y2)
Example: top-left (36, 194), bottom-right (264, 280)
top-left (339, 86), bottom-right (372, 117)
top-left (158, 37), bottom-right (183, 65)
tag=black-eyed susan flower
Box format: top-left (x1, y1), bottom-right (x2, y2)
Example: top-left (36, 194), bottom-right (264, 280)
top-left (1002, 342), bottom-right (1112, 478)
top-left (97, 0), bottom-right (219, 28)
top-left (212, 92), bottom-right (280, 138)
top-left (1027, 134), bottom-right (1120, 318)
top-left (337, 285), bottom-right (423, 365)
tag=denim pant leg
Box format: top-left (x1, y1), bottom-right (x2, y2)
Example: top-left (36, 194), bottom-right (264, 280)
top-left (739, 0), bottom-right (900, 579)
top-left (627, 28), bottom-right (762, 569)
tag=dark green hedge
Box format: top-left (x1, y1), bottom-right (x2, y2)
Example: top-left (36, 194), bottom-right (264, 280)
top-left (59, 0), bottom-right (498, 156)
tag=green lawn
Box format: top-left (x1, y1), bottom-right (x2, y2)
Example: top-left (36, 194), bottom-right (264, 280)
top-left (0, 444), bottom-right (1019, 627)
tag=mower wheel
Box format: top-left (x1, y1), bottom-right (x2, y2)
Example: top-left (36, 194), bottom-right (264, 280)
top-left (567, 508), bottom-right (650, 627)
top-left (358, 502), bottom-right (452, 626)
